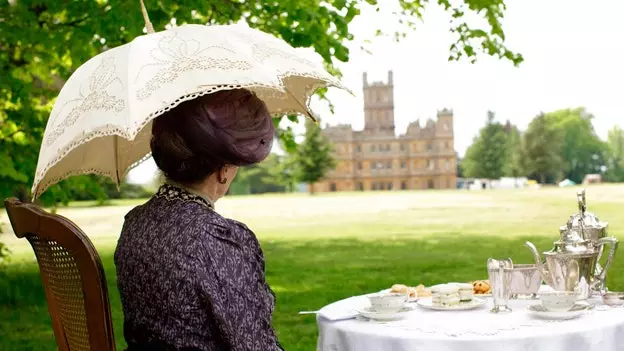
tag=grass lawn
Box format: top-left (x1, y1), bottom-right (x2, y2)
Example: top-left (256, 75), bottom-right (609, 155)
top-left (2, 185), bottom-right (624, 350)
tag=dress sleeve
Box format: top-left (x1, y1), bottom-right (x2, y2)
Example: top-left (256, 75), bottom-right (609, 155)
top-left (194, 224), bottom-right (282, 351)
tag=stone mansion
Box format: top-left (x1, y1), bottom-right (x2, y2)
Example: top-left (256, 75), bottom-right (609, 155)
top-left (310, 71), bottom-right (457, 192)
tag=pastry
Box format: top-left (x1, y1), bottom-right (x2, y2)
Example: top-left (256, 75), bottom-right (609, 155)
top-left (390, 284), bottom-right (409, 294)
top-left (390, 283), bottom-right (432, 298)
top-left (415, 284), bottom-right (432, 297)
top-left (418, 288), bottom-right (432, 297)
top-left (472, 280), bottom-right (491, 294)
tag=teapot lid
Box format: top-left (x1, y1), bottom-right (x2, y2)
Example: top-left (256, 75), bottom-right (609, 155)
top-left (565, 189), bottom-right (606, 230)
top-left (550, 221), bottom-right (594, 254)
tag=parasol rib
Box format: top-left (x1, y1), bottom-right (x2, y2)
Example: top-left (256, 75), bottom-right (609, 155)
top-left (139, 0), bottom-right (155, 34)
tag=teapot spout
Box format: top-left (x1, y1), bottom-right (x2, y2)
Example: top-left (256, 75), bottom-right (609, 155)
top-left (525, 241), bottom-right (553, 287)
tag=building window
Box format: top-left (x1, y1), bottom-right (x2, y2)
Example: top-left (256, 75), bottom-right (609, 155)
top-left (444, 141), bottom-right (449, 150)
top-left (428, 160), bottom-right (434, 170)
top-left (372, 182), bottom-right (378, 190)
top-left (330, 183), bottom-right (337, 192)
top-left (387, 182), bottom-right (393, 190)
top-left (445, 160), bottom-right (450, 170)
top-left (356, 145), bottom-right (361, 152)
top-left (375, 162), bottom-right (383, 169)
top-left (427, 143), bottom-right (433, 151)
top-left (386, 144), bottom-right (391, 151)
top-left (401, 181), bottom-right (407, 190)
top-left (428, 179), bottom-right (434, 189)
top-left (371, 145), bottom-right (376, 152)
top-left (357, 162), bottom-right (362, 170)
top-left (400, 161), bottom-right (406, 169)
top-left (400, 144), bottom-right (406, 151)
top-left (386, 162), bottom-right (392, 169)
top-left (357, 182), bottom-right (363, 191)
top-left (443, 123), bottom-right (449, 131)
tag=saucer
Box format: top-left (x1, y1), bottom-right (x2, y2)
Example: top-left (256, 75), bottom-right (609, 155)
top-left (527, 303), bottom-right (592, 320)
top-left (356, 305), bottom-right (415, 321)
top-left (417, 297), bottom-right (486, 311)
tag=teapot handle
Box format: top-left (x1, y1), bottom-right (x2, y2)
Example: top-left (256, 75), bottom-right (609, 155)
top-left (595, 237), bottom-right (618, 283)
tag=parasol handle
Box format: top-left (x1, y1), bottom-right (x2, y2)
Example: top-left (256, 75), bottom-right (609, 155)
top-left (139, 0), bottom-right (155, 34)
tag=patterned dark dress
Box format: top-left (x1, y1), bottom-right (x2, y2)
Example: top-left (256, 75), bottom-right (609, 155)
top-left (114, 184), bottom-right (283, 351)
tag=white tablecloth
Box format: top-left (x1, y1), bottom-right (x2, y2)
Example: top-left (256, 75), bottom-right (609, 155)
top-left (316, 291), bottom-right (624, 351)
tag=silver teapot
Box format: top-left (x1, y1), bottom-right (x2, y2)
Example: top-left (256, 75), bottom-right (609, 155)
top-left (525, 189), bottom-right (618, 299)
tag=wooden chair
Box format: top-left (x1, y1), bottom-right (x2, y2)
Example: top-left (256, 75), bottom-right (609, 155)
top-left (4, 198), bottom-right (116, 351)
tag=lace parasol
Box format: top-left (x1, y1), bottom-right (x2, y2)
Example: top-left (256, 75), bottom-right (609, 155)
top-left (31, 0), bottom-right (349, 199)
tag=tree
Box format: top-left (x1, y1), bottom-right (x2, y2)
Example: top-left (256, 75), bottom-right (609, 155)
top-left (293, 119), bottom-right (336, 194)
top-left (456, 153), bottom-right (464, 178)
top-left (462, 111), bottom-right (509, 179)
top-left (502, 121), bottom-right (524, 178)
top-left (261, 154), bottom-right (299, 193)
top-left (522, 113), bottom-right (565, 184)
top-left (604, 126), bottom-right (624, 182)
top-left (543, 108), bottom-right (607, 184)
top-left (228, 153), bottom-right (296, 195)
top-left (0, 0), bottom-right (523, 204)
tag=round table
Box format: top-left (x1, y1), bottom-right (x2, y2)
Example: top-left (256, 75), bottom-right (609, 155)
top-left (316, 293), bottom-right (624, 351)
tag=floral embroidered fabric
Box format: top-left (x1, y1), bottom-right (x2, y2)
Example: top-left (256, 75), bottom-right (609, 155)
top-left (114, 184), bottom-right (282, 350)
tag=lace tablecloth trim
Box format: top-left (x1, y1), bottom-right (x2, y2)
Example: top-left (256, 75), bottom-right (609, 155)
top-left (354, 309), bottom-right (601, 337)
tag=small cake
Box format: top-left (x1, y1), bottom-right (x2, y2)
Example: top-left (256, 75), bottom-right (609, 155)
top-left (456, 283), bottom-right (474, 302)
top-left (431, 284), bottom-right (460, 307)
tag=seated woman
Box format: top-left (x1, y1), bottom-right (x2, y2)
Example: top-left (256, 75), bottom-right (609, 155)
top-left (114, 89), bottom-right (283, 351)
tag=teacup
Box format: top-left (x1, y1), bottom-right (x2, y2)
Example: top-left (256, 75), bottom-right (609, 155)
top-left (368, 293), bottom-right (408, 313)
top-left (539, 291), bottom-right (578, 312)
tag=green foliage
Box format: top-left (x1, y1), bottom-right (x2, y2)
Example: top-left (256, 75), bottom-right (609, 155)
top-left (502, 124), bottom-right (523, 177)
top-left (0, 225), bottom-right (9, 267)
top-left (604, 126), bottom-right (624, 182)
top-left (522, 113), bottom-right (565, 184)
top-left (542, 108), bottom-right (607, 184)
top-left (0, 0), bottom-right (521, 202)
top-left (293, 119), bottom-right (336, 193)
top-left (462, 111), bottom-right (510, 179)
top-left (463, 108), bottom-right (612, 185)
top-left (229, 153), bottom-right (296, 195)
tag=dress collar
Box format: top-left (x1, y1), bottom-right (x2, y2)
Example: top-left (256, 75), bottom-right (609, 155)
top-left (155, 183), bottom-right (214, 209)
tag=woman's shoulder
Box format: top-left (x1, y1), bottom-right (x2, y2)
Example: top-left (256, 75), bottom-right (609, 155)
top-left (202, 215), bottom-right (259, 247)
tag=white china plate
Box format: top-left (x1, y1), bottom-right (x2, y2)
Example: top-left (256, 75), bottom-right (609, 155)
top-left (356, 305), bottom-right (415, 321)
top-left (417, 297), bottom-right (486, 311)
top-left (379, 289), bottom-right (420, 302)
top-left (474, 293), bottom-right (492, 298)
top-left (527, 303), bottom-right (592, 320)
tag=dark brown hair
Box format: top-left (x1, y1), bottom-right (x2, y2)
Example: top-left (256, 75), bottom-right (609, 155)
top-left (150, 89), bottom-right (274, 184)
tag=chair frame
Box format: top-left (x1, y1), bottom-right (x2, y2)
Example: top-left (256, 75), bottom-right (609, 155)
top-left (4, 197), bottom-right (116, 351)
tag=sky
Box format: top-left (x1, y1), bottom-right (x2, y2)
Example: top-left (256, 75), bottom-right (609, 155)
top-left (127, 0), bottom-right (624, 184)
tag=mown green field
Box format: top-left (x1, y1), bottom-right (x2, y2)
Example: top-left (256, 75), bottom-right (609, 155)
top-left (2, 185), bottom-right (624, 351)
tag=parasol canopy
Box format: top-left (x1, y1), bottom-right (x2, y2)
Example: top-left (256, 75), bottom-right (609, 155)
top-left (32, 2), bottom-right (349, 199)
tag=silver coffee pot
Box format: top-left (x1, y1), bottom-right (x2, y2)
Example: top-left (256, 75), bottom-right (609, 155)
top-left (525, 189), bottom-right (618, 299)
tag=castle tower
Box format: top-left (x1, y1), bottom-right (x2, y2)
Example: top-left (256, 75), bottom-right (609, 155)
top-left (436, 108), bottom-right (454, 135)
top-left (363, 70), bottom-right (395, 133)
